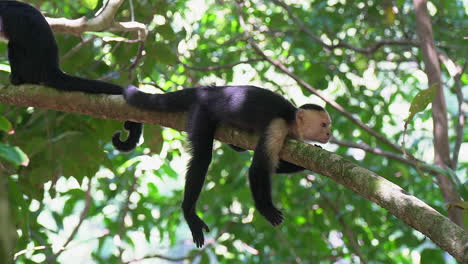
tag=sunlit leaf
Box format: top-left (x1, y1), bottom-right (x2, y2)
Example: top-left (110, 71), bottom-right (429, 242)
top-left (0, 143), bottom-right (29, 166)
top-left (0, 116), bottom-right (12, 132)
top-left (81, 0), bottom-right (98, 10)
top-left (406, 84), bottom-right (437, 122)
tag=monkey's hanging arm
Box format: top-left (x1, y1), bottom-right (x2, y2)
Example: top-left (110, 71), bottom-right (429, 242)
top-left (0, 84), bottom-right (466, 262)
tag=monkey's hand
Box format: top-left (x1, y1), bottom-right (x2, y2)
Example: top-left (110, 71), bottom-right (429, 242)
top-left (257, 204), bottom-right (284, 226)
top-left (186, 213), bottom-right (210, 248)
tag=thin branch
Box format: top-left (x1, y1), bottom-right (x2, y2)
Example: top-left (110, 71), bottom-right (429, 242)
top-left (99, 39), bottom-right (145, 81)
top-left (331, 138), bottom-right (438, 184)
top-left (124, 248), bottom-right (208, 263)
top-left (180, 58), bottom-right (265, 71)
top-left (320, 194), bottom-right (368, 264)
top-left (0, 84), bottom-right (466, 261)
top-left (438, 52), bottom-right (465, 169)
top-left (235, 0), bottom-right (404, 154)
top-left (452, 71), bottom-right (465, 169)
top-left (117, 172), bottom-right (139, 260)
top-left (54, 179), bottom-right (93, 258)
top-left (272, 0), bottom-right (418, 55)
top-left (62, 36), bottom-right (98, 61)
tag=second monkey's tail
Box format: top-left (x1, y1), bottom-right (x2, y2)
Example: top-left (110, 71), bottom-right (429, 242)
top-left (122, 84), bottom-right (196, 112)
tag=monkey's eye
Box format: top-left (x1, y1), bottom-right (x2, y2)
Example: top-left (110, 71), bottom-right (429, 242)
top-left (321, 123), bottom-right (327, 128)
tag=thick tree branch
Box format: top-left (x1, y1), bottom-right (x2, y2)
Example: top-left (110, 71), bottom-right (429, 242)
top-left (0, 84), bottom-right (466, 261)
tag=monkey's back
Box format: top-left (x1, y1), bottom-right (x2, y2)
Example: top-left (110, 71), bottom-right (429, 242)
top-left (197, 85), bottom-right (297, 131)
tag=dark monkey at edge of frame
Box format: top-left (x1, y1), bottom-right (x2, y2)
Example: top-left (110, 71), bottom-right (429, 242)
top-left (113, 84), bottom-right (332, 247)
top-left (0, 0), bottom-right (141, 150)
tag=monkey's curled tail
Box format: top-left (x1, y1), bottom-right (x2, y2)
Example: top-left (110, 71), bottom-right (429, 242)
top-left (46, 73), bottom-right (144, 152)
top-left (123, 84), bottom-right (196, 112)
top-left (113, 85), bottom-right (196, 152)
top-left (112, 121), bottom-right (143, 152)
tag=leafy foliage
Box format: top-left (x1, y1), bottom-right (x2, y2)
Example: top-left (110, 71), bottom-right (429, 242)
top-left (0, 0), bottom-right (466, 263)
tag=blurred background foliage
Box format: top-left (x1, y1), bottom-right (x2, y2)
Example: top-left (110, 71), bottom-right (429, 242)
top-left (0, 0), bottom-right (466, 263)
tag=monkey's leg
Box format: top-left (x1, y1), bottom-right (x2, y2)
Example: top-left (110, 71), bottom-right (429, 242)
top-left (7, 43), bottom-right (25, 85)
top-left (249, 119), bottom-right (288, 226)
top-left (182, 106), bottom-right (218, 248)
top-left (228, 144), bottom-right (247, 152)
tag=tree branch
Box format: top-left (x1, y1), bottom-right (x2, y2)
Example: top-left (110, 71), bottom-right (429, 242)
top-left (413, 0), bottom-right (463, 227)
top-left (53, 179), bottom-right (93, 260)
top-left (45, 0), bottom-right (147, 42)
top-left (235, 0), bottom-right (404, 155)
top-left (180, 58), bottom-right (266, 71)
top-left (272, 0), bottom-right (418, 55)
top-left (331, 138), bottom-right (437, 183)
top-left (0, 84), bottom-right (466, 261)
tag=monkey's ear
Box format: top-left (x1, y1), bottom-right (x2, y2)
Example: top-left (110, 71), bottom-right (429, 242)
top-left (296, 109), bottom-right (307, 123)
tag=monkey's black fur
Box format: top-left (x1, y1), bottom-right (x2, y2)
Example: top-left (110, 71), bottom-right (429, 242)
top-left (112, 120), bottom-right (143, 152)
top-left (121, 84), bottom-right (325, 247)
top-left (0, 0), bottom-right (141, 150)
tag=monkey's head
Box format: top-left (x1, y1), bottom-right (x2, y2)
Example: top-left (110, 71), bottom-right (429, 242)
top-left (295, 104), bottom-right (331, 143)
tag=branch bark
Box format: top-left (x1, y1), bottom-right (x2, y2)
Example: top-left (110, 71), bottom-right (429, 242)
top-left (0, 84), bottom-right (466, 261)
top-left (413, 0), bottom-right (463, 226)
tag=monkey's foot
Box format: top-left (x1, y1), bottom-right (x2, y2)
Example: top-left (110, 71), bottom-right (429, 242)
top-left (9, 74), bottom-right (23, 85)
top-left (186, 214), bottom-right (210, 248)
top-left (257, 205), bottom-right (284, 226)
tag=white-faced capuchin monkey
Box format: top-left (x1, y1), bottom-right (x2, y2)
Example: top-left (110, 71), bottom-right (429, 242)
top-left (0, 0), bottom-right (141, 150)
top-left (115, 84), bottom-right (332, 247)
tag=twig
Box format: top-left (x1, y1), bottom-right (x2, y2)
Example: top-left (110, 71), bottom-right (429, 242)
top-left (117, 172), bottom-right (139, 259)
top-left (331, 138), bottom-right (438, 183)
top-left (54, 179), bottom-right (93, 258)
top-left (272, 0), bottom-right (418, 55)
top-left (100, 39), bottom-right (145, 81)
top-left (180, 58), bottom-right (265, 71)
top-left (320, 193), bottom-right (368, 264)
top-left (62, 36), bottom-right (98, 61)
top-left (450, 62), bottom-right (466, 169)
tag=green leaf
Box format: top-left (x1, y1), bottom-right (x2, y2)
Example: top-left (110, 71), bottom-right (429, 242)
top-left (421, 249), bottom-right (444, 264)
top-left (82, 0), bottom-right (98, 10)
top-left (155, 24), bottom-right (176, 41)
top-left (0, 116), bottom-right (12, 132)
top-left (160, 163), bottom-right (178, 179)
top-left (406, 84), bottom-right (437, 122)
top-left (0, 143), bottom-right (29, 166)
top-left (153, 43), bottom-right (177, 65)
top-left (143, 124), bottom-right (163, 153)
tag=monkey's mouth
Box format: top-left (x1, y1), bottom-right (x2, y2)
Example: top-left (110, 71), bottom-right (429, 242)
top-left (320, 137), bottom-right (330, 143)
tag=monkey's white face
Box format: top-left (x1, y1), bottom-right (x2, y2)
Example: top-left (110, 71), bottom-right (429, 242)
top-left (295, 109), bottom-right (331, 143)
